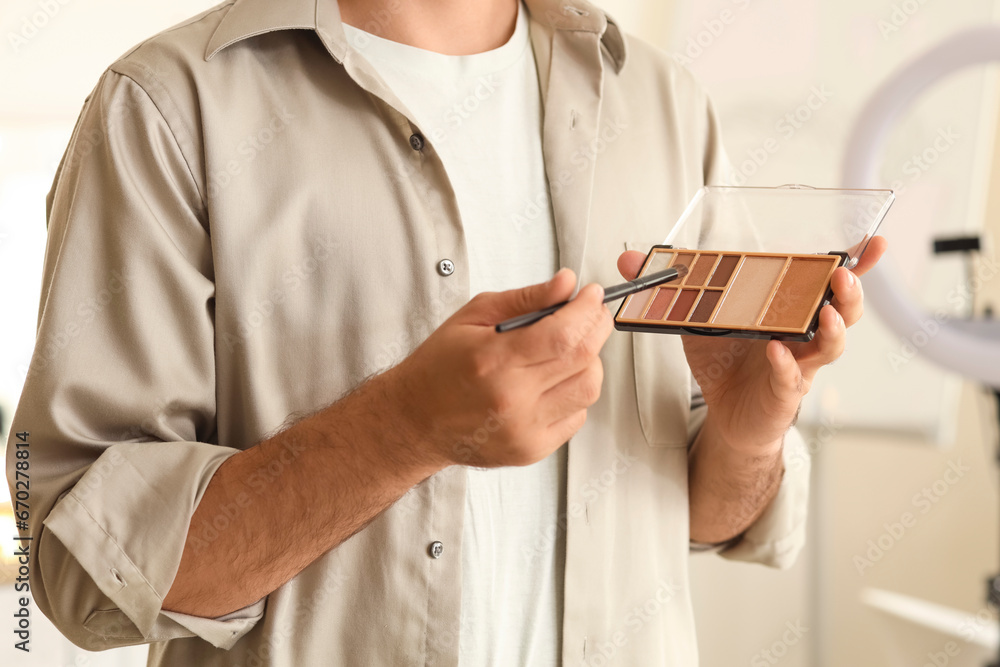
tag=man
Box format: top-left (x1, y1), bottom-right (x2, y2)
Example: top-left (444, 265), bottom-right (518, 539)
top-left (7, 0), bottom-right (884, 664)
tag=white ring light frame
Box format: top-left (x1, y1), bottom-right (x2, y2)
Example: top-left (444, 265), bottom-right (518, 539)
top-left (843, 26), bottom-right (1000, 387)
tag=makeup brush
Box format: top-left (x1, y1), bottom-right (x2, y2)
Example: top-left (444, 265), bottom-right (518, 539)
top-left (495, 265), bottom-right (689, 333)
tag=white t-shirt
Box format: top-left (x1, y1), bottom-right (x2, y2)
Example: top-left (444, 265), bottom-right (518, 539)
top-left (344, 5), bottom-right (565, 666)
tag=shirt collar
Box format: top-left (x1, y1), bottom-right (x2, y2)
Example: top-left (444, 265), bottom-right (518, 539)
top-left (205, 0), bottom-right (627, 72)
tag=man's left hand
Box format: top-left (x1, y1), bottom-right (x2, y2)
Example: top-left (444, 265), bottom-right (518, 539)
top-left (616, 237), bottom-right (888, 454)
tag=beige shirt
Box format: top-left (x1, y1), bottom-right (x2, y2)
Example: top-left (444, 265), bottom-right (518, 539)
top-left (6, 0), bottom-right (811, 665)
top-left (344, 6), bottom-right (566, 664)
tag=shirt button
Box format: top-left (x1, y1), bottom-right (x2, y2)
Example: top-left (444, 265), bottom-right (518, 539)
top-left (429, 541), bottom-right (444, 559)
top-left (409, 133), bottom-right (425, 151)
top-left (437, 259), bottom-right (455, 276)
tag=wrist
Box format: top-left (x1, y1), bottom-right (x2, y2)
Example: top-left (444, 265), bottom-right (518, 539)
top-left (697, 410), bottom-right (786, 460)
top-left (336, 365), bottom-right (452, 483)
top-left (694, 412), bottom-right (784, 477)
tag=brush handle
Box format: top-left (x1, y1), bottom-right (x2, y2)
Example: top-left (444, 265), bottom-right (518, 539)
top-left (494, 302), bottom-right (568, 332)
top-left (494, 267), bottom-right (684, 333)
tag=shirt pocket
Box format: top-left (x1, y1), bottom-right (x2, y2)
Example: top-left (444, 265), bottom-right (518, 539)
top-left (624, 241), bottom-right (692, 448)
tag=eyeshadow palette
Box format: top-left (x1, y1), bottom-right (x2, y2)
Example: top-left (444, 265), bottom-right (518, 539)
top-left (614, 246), bottom-right (848, 341)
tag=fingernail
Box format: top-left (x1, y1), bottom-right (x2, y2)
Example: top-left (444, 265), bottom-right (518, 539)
top-left (583, 283), bottom-right (603, 299)
top-left (549, 268), bottom-right (568, 285)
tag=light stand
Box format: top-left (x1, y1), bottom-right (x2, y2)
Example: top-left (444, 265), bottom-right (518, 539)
top-left (842, 26), bottom-right (1000, 667)
top-left (988, 379), bottom-right (1000, 667)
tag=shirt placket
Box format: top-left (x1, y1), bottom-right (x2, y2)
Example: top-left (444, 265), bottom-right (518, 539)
top-left (314, 26), bottom-right (473, 667)
top-left (529, 16), bottom-right (610, 667)
top-left (320, 6), bottom-right (609, 665)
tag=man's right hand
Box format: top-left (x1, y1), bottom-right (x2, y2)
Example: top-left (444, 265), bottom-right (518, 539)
top-left (386, 268), bottom-right (614, 470)
top-left (165, 268), bottom-right (611, 618)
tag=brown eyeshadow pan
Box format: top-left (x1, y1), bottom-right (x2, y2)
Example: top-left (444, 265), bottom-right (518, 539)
top-left (685, 254), bottom-right (718, 286)
top-left (708, 255), bottom-right (741, 287)
top-left (689, 291), bottom-right (722, 324)
top-left (671, 253), bottom-right (696, 273)
top-left (667, 289), bottom-right (700, 321)
top-left (760, 258), bottom-right (838, 330)
top-left (644, 288), bottom-right (677, 321)
top-left (615, 247), bottom-right (843, 340)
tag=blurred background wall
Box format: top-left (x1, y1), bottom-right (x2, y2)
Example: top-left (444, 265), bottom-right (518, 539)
top-left (2, 1), bottom-right (999, 665)
top-left (597, 1), bottom-right (1000, 666)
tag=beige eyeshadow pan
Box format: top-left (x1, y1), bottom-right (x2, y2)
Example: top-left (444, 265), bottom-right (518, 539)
top-left (713, 257), bottom-right (788, 326)
top-left (615, 247), bottom-right (844, 341)
top-left (621, 288), bottom-right (656, 320)
top-left (644, 253), bottom-right (675, 274)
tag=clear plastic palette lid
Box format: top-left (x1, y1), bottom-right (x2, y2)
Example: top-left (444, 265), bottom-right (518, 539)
top-left (664, 185), bottom-right (895, 269)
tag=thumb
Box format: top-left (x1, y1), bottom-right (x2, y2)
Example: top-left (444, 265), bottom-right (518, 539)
top-left (617, 251), bottom-right (647, 280)
top-left (766, 340), bottom-right (803, 404)
top-left (458, 268), bottom-right (578, 326)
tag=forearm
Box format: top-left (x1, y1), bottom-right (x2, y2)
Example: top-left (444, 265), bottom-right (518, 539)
top-left (162, 271), bottom-right (609, 618)
top-left (688, 413), bottom-right (785, 544)
top-left (162, 367), bottom-right (445, 617)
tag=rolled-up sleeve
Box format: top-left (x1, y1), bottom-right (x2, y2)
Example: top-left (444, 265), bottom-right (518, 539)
top-left (5, 68), bottom-right (263, 650)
